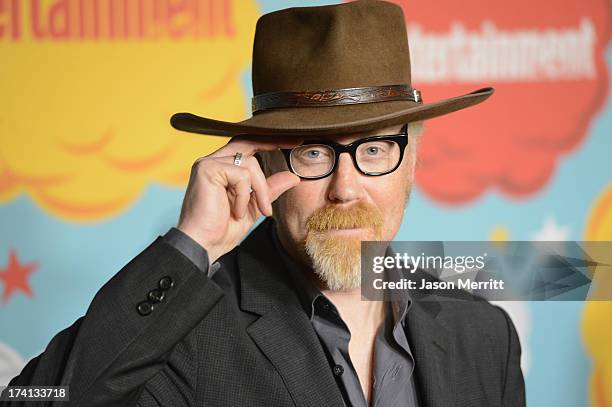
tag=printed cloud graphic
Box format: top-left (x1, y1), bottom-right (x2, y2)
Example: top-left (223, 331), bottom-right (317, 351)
top-left (0, 341), bottom-right (25, 386)
top-left (583, 184), bottom-right (612, 407)
top-left (393, 0), bottom-right (611, 204)
top-left (0, 0), bottom-right (259, 221)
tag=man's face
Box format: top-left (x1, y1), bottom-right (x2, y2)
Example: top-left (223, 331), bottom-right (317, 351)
top-left (262, 124), bottom-right (418, 290)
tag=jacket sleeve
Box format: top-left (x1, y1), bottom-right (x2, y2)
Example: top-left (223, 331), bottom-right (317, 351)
top-left (498, 306), bottom-right (526, 407)
top-left (1, 235), bottom-right (225, 407)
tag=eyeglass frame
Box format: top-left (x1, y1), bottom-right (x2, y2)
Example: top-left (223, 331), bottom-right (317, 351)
top-left (280, 124), bottom-right (409, 180)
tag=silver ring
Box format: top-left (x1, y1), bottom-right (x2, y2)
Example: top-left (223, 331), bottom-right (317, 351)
top-left (233, 152), bottom-right (243, 166)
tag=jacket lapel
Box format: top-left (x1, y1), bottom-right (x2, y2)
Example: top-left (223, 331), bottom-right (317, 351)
top-left (405, 296), bottom-right (456, 407)
top-left (237, 218), bottom-right (346, 407)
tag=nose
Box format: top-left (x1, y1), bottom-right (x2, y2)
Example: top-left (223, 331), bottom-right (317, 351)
top-left (326, 152), bottom-right (364, 203)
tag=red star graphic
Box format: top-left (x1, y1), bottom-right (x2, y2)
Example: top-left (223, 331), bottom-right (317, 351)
top-left (0, 249), bottom-right (38, 303)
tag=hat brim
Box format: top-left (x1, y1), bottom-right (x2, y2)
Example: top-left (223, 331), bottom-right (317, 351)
top-left (170, 87), bottom-right (494, 137)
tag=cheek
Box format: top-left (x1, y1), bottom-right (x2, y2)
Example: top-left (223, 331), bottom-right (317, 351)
top-left (370, 187), bottom-right (403, 234)
top-left (369, 163), bottom-right (414, 237)
top-left (275, 182), bottom-right (325, 236)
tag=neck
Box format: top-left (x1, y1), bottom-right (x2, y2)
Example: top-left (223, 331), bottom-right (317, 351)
top-left (324, 287), bottom-right (385, 329)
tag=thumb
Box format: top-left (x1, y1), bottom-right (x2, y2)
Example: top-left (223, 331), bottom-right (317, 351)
top-left (267, 171), bottom-right (300, 202)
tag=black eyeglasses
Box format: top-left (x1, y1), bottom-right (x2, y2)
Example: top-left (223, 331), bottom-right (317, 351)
top-left (280, 125), bottom-right (409, 179)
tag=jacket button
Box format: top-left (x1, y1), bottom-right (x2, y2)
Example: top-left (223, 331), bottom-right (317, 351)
top-left (333, 364), bottom-right (344, 376)
top-left (159, 276), bottom-right (174, 290)
top-left (147, 289), bottom-right (165, 303)
top-left (137, 301), bottom-right (154, 316)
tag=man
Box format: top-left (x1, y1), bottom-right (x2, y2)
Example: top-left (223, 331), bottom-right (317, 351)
top-left (3, 1), bottom-right (525, 406)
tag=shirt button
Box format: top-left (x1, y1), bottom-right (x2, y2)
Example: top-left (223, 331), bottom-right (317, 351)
top-left (333, 364), bottom-right (344, 376)
top-left (158, 276), bottom-right (174, 290)
top-left (137, 301), bottom-right (154, 316)
top-left (322, 302), bottom-right (331, 310)
top-left (147, 289), bottom-right (165, 303)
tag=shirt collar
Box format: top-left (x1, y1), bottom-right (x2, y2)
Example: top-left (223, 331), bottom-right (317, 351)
top-left (384, 245), bottom-right (413, 326)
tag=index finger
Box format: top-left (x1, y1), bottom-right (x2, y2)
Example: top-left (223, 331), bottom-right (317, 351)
top-left (209, 135), bottom-right (303, 158)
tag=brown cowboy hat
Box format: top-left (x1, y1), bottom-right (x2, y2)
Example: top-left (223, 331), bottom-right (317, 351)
top-left (170, 0), bottom-right (494, 137)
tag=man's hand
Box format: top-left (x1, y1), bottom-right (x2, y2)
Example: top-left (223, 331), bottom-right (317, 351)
top-left (177, 136), bottom-right (302, 264)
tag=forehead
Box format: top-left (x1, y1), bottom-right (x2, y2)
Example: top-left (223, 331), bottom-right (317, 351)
top-left (319, 124), bottom-right (405, 144)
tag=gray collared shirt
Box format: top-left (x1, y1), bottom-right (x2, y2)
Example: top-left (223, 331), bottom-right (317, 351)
top-left (163, 226), bottom-right (420, 407)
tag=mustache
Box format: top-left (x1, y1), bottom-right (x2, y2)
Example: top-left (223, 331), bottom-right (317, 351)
top-left (305, 201), bottom-right (384, 232)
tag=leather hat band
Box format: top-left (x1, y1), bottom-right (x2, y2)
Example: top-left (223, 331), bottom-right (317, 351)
top-left (251, 84), bottom-right (422, 113)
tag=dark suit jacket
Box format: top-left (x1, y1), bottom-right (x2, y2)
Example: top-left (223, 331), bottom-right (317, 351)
top-left (4, 218), bottom-right (525, 407)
